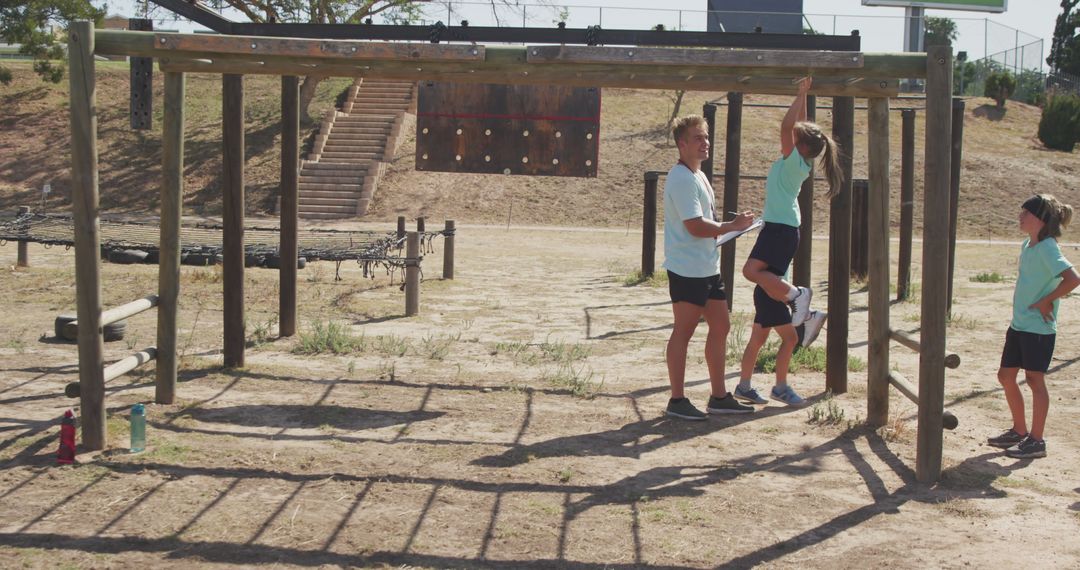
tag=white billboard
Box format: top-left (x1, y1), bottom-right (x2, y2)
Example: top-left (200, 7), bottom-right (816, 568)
top-left (861, 0), bottom-right (1006, 13)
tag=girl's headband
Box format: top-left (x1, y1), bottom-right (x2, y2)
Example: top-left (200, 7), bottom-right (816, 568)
top-left (1022, 195), bottom-right (1052, 224)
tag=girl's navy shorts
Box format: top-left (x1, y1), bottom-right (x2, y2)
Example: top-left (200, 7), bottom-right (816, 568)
top-left (748, 222), bottom-right (800, 327)
top-left (667, 271), bottom-right (726, 307)
top-left (1000, 327), bottom-right (1056, 373)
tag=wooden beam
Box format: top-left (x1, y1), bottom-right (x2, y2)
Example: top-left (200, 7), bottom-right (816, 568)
top-left (827, 96), bottom-right (855, 395)
top-left (889, 328), bottom-right (961, 369)
top-left (405, 232), bottom-right (420, 317)
top-left (793, 95), bottom-right (816, 289)
top-left (64, 294), bottom-right (159, 338)
top-left (867, 97), bottom-right (891, 428)
top-left (100, 31), bottom-right (928, 78)
top-left (279, 75), bottom-right (299, 338)
top-left (157, 57), bottom-right (901, 97)
top-left (947, 97), bottom-right (965, 315)
top-left (889, 371), bottom-right (958, 430)
top-left (155, 33), bottom-right (485, 61)
top-left (526, 45), bottom-right (864, 68)
top-left (104, 347), bottom-right (157, 383)
top-left (897, 109), bottom-right (916, 302)
top-left (917, 46), bottom-right (953, 484)
top-left (721, 92), bottom-right (743, 311)
top-left (442, 220), bottom-right (455, 280)
top-left (69, 20), bottom-right (107, 451)
top-left (158, 71), bottom-right (183, 404)
top-left (642, 172), bottom-right (658, 278)
top-left (222, 74), bottom-right (245, 368)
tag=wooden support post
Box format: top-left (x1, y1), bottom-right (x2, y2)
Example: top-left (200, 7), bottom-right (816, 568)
top-left (417, 216), bottom-right (426, 233)
top-left (867, 97), bottom-right (891, 427)
top-left (157, 71), bottom-right (183, 404)
top-left (917, 46), bottom-right (953, 484)
top-left (16, 206), bottom-right (29, 267)
top-left (279, 75), bottom-right (299, 338)
top-left (642, 171), bottom-right (658, 278)
top-left (898, 109), bottom-right (916, 302)
top-left (721, 92), bottom-right (743, 310)
top-left (850, 179), bottom-right (869, 281)
top-left (443, 220), bottom-right (455, 279)
top-left (222, 73), bottom-right (245, 368)
top-left (397, 216), bottom-right (406, 240)
top-left (827, 95), bottom-right (855, 395)
top-left (69, 20), bottom-right (107, 451)
top-left (947, 97), bottom-right (965, 315)
top-left (794, 95), bottom-right (816, 289)
top-left (405, 231), bottom-right (420, 316)
top-left (701, 102), bottom-right (717, 185)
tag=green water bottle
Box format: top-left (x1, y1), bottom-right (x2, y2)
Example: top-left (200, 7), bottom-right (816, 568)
top-left (130, 403), bottom-right (146, 453)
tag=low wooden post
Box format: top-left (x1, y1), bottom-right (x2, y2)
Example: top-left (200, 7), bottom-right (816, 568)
top-left (867, 97), bottom-right (891, 427)
top-left (917, 46), bottom-right (954, 483)
top-left (397, 216), bottom-right (406, 240)
top-left (827, 95), bottom-right (855, 395)
top-left (16, 206), bottom-right (29, 267)
top-left (947, 97), bottom-right (965, 315)
top-left (417, 216), bottom-right (426, 233)
top-left (850, 179), bottom-right (869, 281)
top-left (794, 95), bottom-right (816, 289)
top-left (405, 231), bottom-right (420, 316)
top-left (279, 75), bottom-right (299, 338)
top-left (158, 71), bottom-right (183, 404)
top-left (222, 73), bottom-right (245, 368)
top-left (721, 92), bottom-right (743, 310)
top-left (642, 171), bottom-right (658, 277)
top-left (69, 20), bottom-right (107, 451)
top-left (443, 220), bottom-right (455, 279)
top-left (898, 109), bottom-right (916, 302)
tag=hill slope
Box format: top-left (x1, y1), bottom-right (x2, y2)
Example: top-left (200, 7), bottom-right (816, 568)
top-left (2, 65), bottom-right (1078, 240)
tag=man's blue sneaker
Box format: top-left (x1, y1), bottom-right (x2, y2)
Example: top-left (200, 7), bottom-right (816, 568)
top-left (733, 385), bottom-right (769, 405)
top-left (770, 384), bottom-right (805, 406)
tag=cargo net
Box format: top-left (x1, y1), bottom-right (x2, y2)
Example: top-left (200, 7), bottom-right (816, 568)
top-left (0, 212), bottom-right (449, 281)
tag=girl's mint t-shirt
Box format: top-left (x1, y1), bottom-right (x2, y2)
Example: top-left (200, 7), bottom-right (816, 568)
top-left (763, 151), bottom-right (811, 228)
top-left (1012, 237), bottom-right (1073, 335)
top-left (662, 164), bottom-right (721, 278)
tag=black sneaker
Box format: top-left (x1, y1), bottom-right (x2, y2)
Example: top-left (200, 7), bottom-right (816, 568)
top-left (706, 393), bottom-right (754, 414)
top-left (987, 428), bottom-right (1025, 449)
top-left (1005, 435), bottom-right (1047, 459)
top-left (666, 398), bottom-right (707, 421)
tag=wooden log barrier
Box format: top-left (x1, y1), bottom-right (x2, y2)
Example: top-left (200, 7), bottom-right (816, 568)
top-left (66, 347), bottom-right (158, 398)
top-left (642, 172), bottom-right (658, 278)
top-left (443, 220), bottom-right (455, 279)
top-left (405, 231), bottom-right (420, 316)
top-left (64, 295), bottom-right (160, 338)
top-left (889, 328), bottom-right (961, 369)
top-left (888, 371), bottom-right (959, 430)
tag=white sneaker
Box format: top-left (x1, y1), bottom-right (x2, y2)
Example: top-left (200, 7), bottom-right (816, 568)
top-left (801, 310), bottom-right (828, 347)
top-left (788, 286), bottom-right (813, 326)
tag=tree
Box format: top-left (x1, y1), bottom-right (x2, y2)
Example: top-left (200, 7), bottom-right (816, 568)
top-left (1048, 0), bottom-right (1080, 75)
top-left (985, 70), bottom-right (1017, 108)
top-left (0, 0), bottom-right (105, 85)
top-left (924, 16), bottom-right (958, 47)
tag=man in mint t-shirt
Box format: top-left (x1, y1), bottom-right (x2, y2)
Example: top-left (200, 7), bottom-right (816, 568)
top-left (661, 115), bottom-right (754, 420)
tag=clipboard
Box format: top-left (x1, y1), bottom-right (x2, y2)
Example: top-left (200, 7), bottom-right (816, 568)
top-left (716, 218), bottom-right (764, 247)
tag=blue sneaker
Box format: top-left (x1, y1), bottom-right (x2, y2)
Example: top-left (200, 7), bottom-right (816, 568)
top-left (770, 384), bottom-right (805, 406)
top-left (733, 385), bottom-right (768, 405)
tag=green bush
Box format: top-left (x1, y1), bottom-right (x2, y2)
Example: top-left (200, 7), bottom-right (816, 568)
top-left (1037, 94), bottom-right (1080, 152)
top-left (984, 71), bottom-right (1017, 108)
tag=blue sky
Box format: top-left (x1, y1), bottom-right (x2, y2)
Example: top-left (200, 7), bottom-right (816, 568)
top-left (106, 0), bottom-right (1065, 69)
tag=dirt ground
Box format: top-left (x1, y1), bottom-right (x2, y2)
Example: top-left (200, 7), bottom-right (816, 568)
top-left (1, 223), bottom-right (1079, 569)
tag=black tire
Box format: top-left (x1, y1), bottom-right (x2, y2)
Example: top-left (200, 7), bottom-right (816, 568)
top-left (55, 313), bottom-right (126, 342)
top-left (144, 249), bottom-right (160, 264)
top-left (264, 255), bottom-right (307, 269)
top-left (64, 382), bottom-right (81, 398)
top-left (107, 249), bottom-right (149, 264)
top-left (297, 257), bottom-right (307, 269)
top-left (182, 252), bottom-right (217, 266)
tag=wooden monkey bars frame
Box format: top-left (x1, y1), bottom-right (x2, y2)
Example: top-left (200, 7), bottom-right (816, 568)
top-left (67, 22), bottom-right (953, 482)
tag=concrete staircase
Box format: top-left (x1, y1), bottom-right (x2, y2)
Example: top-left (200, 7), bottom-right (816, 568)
top-left (298, 79), bottom-right (416, 219)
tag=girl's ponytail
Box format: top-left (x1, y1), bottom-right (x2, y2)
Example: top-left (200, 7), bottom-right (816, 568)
top-left (819, 134), bottom-right (843, 199)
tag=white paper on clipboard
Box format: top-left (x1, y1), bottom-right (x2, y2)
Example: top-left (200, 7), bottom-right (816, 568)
top-left (716, 218), bottom-right (764, 247)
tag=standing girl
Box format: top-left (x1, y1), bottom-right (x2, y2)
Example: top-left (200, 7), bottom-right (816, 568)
top-left (987, 195), bottom-right (1079, 458)
top-left (735, 77), bottom-right (840, 406)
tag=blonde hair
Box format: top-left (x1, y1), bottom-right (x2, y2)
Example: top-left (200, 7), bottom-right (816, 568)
top-left (1024, 194), bottom-right (1074, 241)
top-left (794, 121), bottom-right (843, 199)
top-left (671, 115), bottom-right (706, 144)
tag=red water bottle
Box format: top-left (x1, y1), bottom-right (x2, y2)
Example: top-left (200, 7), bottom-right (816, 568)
top-left (57, 409), bottom-right (76, 464)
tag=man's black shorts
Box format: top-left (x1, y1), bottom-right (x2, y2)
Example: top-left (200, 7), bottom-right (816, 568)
top-left (1000, 326), bottom-right (1056, 373)
top-left (668, 271), bottom-right (726, 307)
